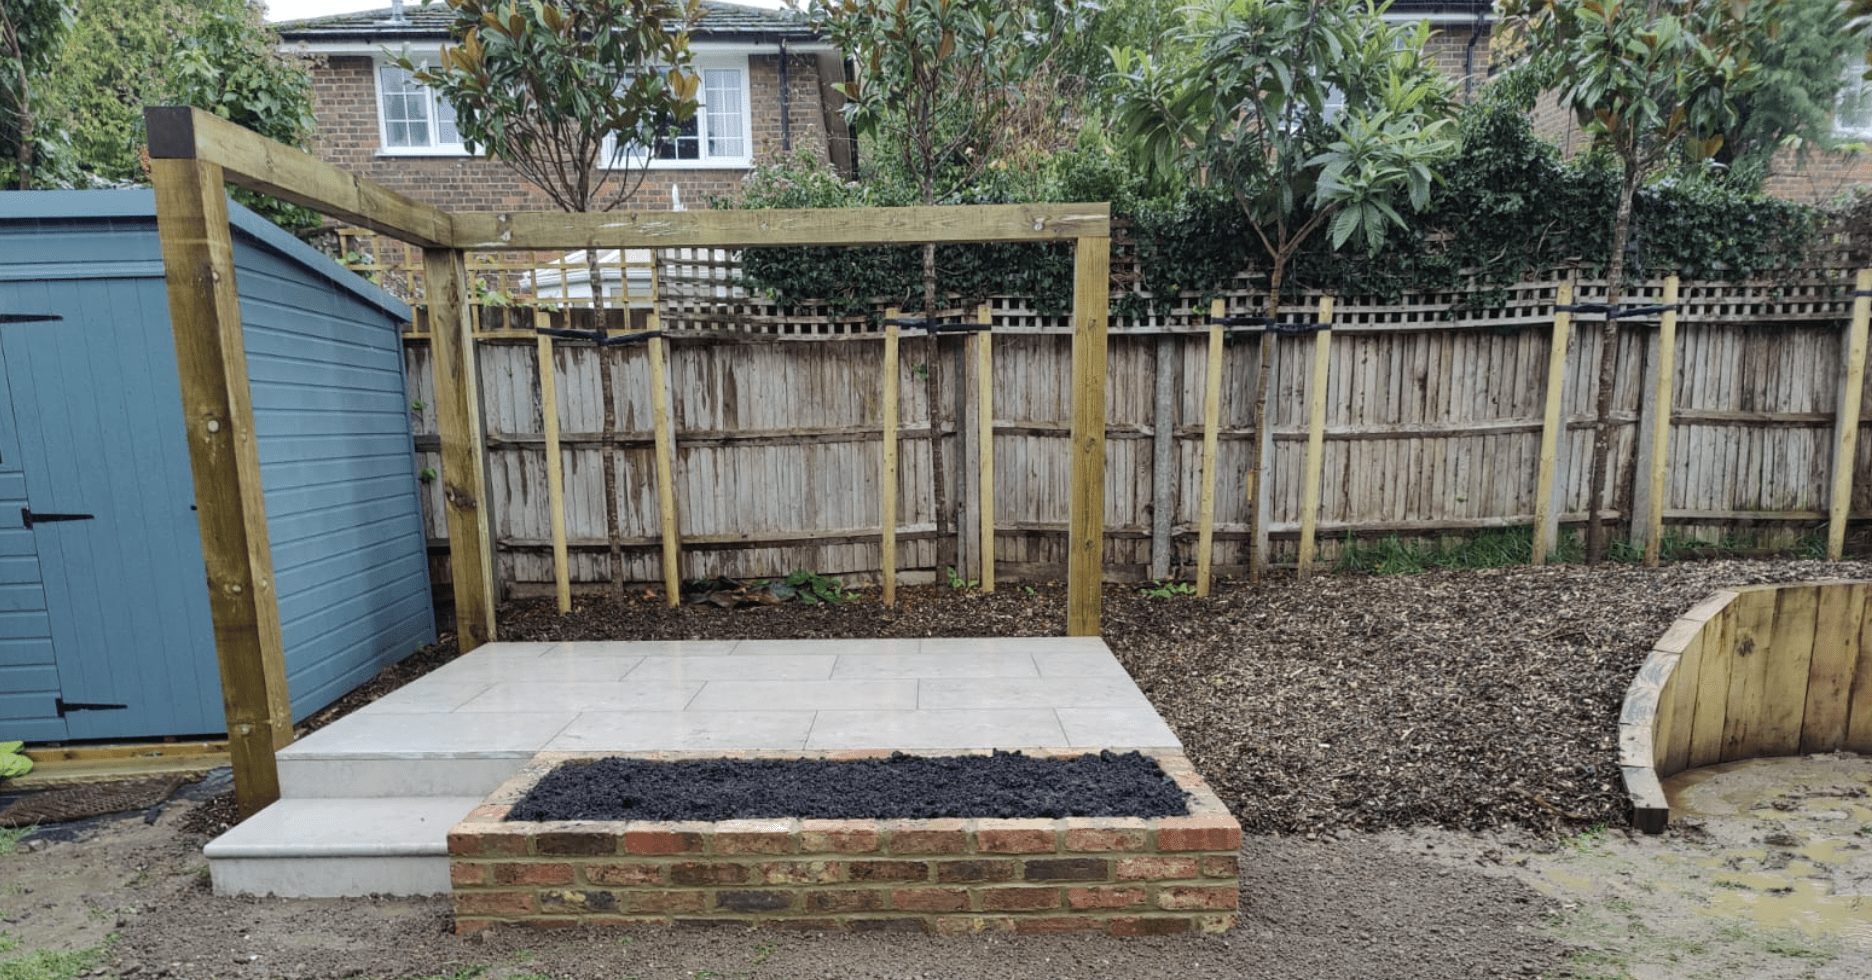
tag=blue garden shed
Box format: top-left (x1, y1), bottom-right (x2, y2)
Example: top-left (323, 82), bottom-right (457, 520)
top-left (0, 190), bottom-right (435, 743)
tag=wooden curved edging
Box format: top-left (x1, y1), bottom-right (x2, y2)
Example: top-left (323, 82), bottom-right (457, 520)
top-left (1621, 580), bottom-right (1872, 833)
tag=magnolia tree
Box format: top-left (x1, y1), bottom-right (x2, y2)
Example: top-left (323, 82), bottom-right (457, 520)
top-left (797, 0), bottom-right (1082, 567)
top-left (1504, 0), bottom-right (1767, 563)
top-left (406, 0), bottom-right (703, 597)
top-left (1111, 0), bottom-right (1456, 578)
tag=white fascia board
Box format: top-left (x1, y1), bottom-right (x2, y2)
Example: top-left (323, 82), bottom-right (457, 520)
top-left (282, 39), bottom-right (835, 57)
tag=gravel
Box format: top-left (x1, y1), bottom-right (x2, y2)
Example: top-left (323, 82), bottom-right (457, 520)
top-left (507, 751), bottom-right (1190, 821)
top-left (498, 558), bottom-right (1872, 837)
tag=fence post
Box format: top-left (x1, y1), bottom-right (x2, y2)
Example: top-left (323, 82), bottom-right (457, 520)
top-left (881, 309), bottom-right (901, 606)
top-left (1532, 276), bottom-right (1574, 565)
top-left (646, 263), bottom-right (682, 607)
top-left (976, 303), bottom-right (996, 592)
top-left (1829, 269), bottom-right (1872, 559)
top-left (422, 246), bottom-right (498, 650)
top-left (536, 328), bottom-right (571, 612)
top-left (1635, 276), bottom-right (1680, 566)
top-left (151, 156), bottom-right (290, 818)
top-left (1150, 334), bottom-right (1177, 581)
top-left (1196, 299), bottom-right (1225, 596)
top-left (1297, 296), bottom-right (1335, 578)
top-left (1067, 236), bottom-right (1111, 636)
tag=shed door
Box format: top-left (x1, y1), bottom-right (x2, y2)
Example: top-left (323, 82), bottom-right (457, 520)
top-left (0, 278), bottom-right (221, 739)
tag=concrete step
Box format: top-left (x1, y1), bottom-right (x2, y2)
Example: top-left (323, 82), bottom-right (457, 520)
top-left (205, 796), bottom-right (482, 897)
top-left (277, 753), bottom-right (526, 799)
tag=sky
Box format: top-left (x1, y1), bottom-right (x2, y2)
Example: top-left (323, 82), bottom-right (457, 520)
top-left (262, 0), bottom-right (787, 24)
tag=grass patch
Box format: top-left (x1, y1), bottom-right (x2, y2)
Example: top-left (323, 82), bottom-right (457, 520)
top-left (0, 941), bottom-right (109, 980)
top-left (0, 827), bottom-right (33, 858)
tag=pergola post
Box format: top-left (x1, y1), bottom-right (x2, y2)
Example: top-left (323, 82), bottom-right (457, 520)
top-left (150, 157), bottom-right (292, 818)
top-left (423, 247), bottom-right (498, 651)
top-left (1067, 236), bottom-right (1111, 636)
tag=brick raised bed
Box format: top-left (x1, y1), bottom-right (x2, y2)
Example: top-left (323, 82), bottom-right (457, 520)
top-left (449, 749), bottom-right (1241, 936)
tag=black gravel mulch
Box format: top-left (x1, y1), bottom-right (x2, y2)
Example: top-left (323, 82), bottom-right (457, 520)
top-left (496, 559), bottom-right (1872, 837)
top-left (507, 750), bottom-right (1189, 821)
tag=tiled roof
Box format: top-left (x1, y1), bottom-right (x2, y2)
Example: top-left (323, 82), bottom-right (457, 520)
top-left (276, 2), bottom-right (819, 42)
top-left (1384, 1), bottom-right (1497, 15)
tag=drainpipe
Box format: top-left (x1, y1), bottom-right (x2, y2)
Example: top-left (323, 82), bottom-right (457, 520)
top-left (1462, 12), bottom-right (1485, 103)
top-left (778, 39), bottom-right (793, 154)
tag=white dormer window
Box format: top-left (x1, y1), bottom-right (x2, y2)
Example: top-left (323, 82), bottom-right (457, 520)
top-left (603, 57), bottom-right (753, 169)
top-left (1837, 59), bottom-right (1872, 139)
top-left (376, 62), bottom-right (465, 154)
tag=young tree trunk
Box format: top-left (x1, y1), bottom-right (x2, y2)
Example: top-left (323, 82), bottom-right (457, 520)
top-left (1585, 167), bottom-right (1641, 564)
top-left (4, 21), bottom-right (32, 191)
top-left (922, 240), bottom-right (952, 571)
top-left (589, 249), bottom-right (627, 598)
top-left (1245, 258), bottom-right (1284, 583)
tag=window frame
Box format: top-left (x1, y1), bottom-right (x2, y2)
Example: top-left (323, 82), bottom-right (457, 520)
top-left (1836, 58), bottom-right (1872, 140)
top-left (603, 53), bottom-right (755, 171)
top-left (372, 57), bottom-right (468, 157)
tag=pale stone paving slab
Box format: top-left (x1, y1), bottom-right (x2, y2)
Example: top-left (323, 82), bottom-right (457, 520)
top-left (733, 638), bottom-right (925, 657)
top-left (280, 711), bottom-right (579, 759)
top-left (688, 679), bottom-right (919, 712)
top-left (545, 710), bottom-right (818, 752)
top-left (829, 652), bottom-right (1040, 680)
top-left (454, 680), bottom-right (704, 713)
top-left (917, 676), bottom-right (1153, 710)
top-left (1056, 707), bottom-right (1182, 748)
top-left (625, 654), bottom-right (836, 682)
top-left (805, 709), bottom-right (1071, 750)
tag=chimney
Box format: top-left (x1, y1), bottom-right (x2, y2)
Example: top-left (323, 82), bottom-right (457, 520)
top-left (389, 0), bottom-right (406, 24)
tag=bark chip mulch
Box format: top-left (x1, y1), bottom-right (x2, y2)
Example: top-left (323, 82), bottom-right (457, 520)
top-left (506, 750), bottom-right (1189, 822)
top-left (498, 559), bottom-right (1872, 838)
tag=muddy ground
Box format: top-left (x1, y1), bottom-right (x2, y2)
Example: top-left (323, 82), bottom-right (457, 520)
top-left (6, 757), bottom-right (1869, 978)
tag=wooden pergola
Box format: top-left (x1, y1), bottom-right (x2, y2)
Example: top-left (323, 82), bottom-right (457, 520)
top-left (142, 107), bottom-right (1113, 816)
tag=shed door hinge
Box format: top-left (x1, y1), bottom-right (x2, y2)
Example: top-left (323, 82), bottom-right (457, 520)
top-left (21, 508), bottom-right (93, 529)
top-left (56, 697), bottom-right (128, 716)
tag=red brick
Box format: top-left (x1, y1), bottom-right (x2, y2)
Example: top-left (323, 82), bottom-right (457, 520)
top-left (518, 917), bottom-right (580, 930)
top-left (448, 831), bottom-right (528, 857)
top-left (1201, 854), bottom-right (1240, 878)
top-left (1066, 886), bottom-right (1147, 910)
top-left (806, 889), bottom-right (885, 913)
top-left (847, 860), bottom-right (930, 883)
top-left (800, 819), bottom-right (881, 853)
top-left (1115, 856), bottom-right (1201, 881)
top-left (669, 862), bottom-right (751, 886)
top-left (716, 889), bottom-right (796, 913)
top-left (846, 917), bottom-right (929, 933)
top-left (930, 915), bottom-right (1014, 935)
top-left (623, 829), bottom-right (704, 856)
top-left (978, 887), bottom-right (1060, 911)
top-left (539, 889), bottom-right (620, 914)
top-left (1156, 885), bottom-right (1238, 911)
top-left (1014, 916), bottom-right (1106, 934)
top-left (713, 821), bottom-right (797, 855)
top-left (887, 820), bottom-right (969, 855)
top-left (626, 891), bottom-right (707, 915)
top-left (494, 862), bottom-right (575, 886)
top-left (891, 887), bottom-right (969, 912)
top-left (466, 804), bottom-right (512, 820)
top-left (976, 820), bottom-right (1056, 854)
top-left (455, 891), bottom-right (536, 917)
top-left (453, 917), bottom-right (496, 936)
top-left (756, 860), bottom-right (844, 885)
top-left (760, 917), bottom-right (848, 930)
top-left (935, 860), bottom-right (1016, 884)
top-left (536, 832), bottom-right (618, 856)
top-left (1064, 827), bottom-right (1149, 852)
top-left (1108, 916), bottom-right (1193, 936)
top-left (586, 863), bottom-right (665, 886)
top-left (450, 862), bottom-right (489, 887)
top-left (1155, 818), bottom-right (1241, 852)
top-left (1022, 858), bottom-right (1109, 881)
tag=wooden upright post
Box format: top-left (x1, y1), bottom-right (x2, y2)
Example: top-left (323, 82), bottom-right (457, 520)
top-left (1532, 277), bottom-right (1574, 565)
top-left (1195, 299), bottom-right (1225, 597)
top-left (423, 247), bottom-right (497, 650)
top-left (975, 304), bottom-right (996, 592)
top-left (1296, 296), bottom-right (1334, 578)
top-left (151, 157), bottom-right (290, 818)
top-left (1829, 269), bottom-right (1872, 559)
top-left (881, 310), bottom-right (901, 606)
top-left (537, 330), bottom-right (571, 612)
top-left (1067, 237), bottom-right (1111, 636)
top-left (646, 264), bottom-right (682, 607)
top-left (1641, 276), bottom-right (1680, 566)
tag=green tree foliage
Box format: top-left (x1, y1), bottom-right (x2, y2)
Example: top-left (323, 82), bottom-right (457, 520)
top-left (403, 0), bottom-right (702, 213)
top-left (1504, 0), bottom-right (1769, 562)
top-left (1717, 0), bottom-right (1860, 182)
top-left (1109, 0), bottom-right (1456, 577)
top-left (0, 0), bottom-right (74, 190)
top-left (796, 0), bottom-right (1085, 561)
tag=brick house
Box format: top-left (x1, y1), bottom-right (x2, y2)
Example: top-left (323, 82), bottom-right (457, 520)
top-left (1386, 1), bottom-right (1497, 102)
top-left (275, 1), bottom-right (846, 213)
